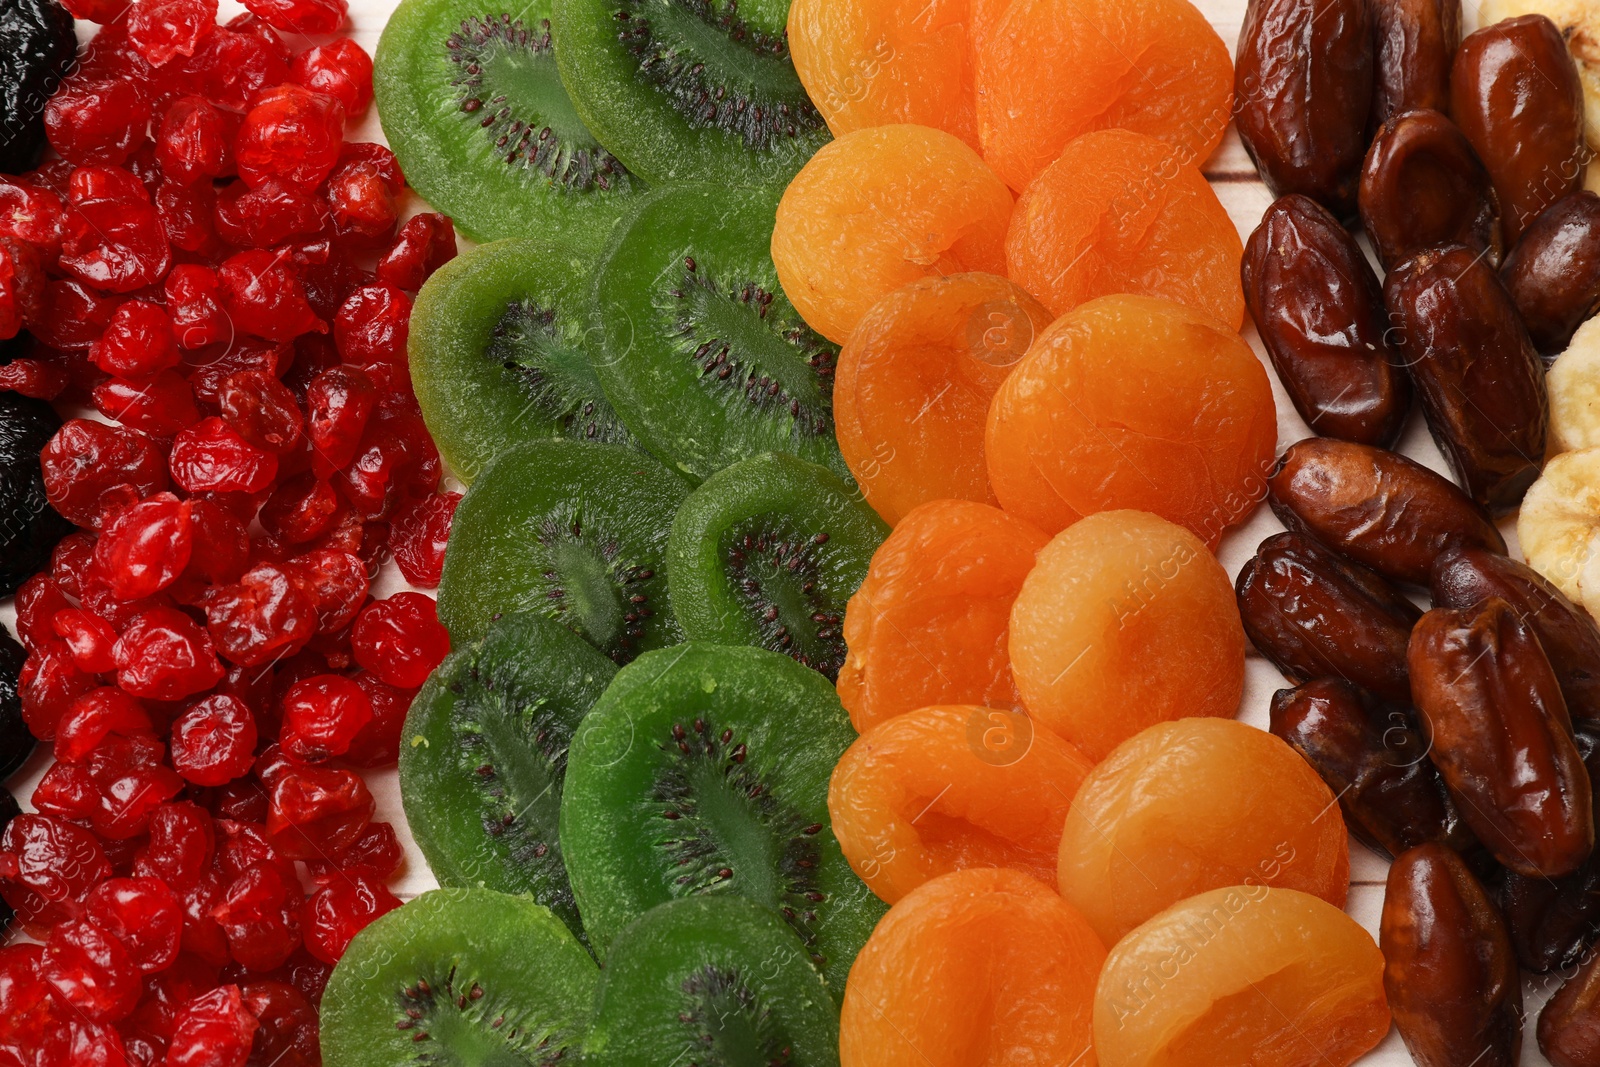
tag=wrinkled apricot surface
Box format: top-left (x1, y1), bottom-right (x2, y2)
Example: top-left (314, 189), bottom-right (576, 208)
top-left (839, 499), bottom-right (1047, 732)
top-left (772, 124), bottom-right (1014, 344)
top-left (1008, 510), bottom-right (1245, 761)
top-left (975, 0), bottom-right (1234, 192)
top-left (1095, 887), bottom-right (1390, 1067)
top-left (841, 867), bottom-right (1105, 1067)
top-left (830, 704), bottom-right (1094, 903)
top-left (1007, 129), bottom-right (1245, 326)
top-left (985, 295), bottom-right (1277, 542)
top-left (1058, 718), bottom-right (1351, 945)
top-left (835, 272), bottom-right (1052, 524)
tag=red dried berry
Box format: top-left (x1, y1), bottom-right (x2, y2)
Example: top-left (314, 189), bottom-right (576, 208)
top-left (0, 814), bottom-right (112, 933)
top-left (170, 418), bottom-right (280, 494)
top-left (157, 97), bottom-right (238, 184)
top-left (213, 861), bottom-right (303, 971)
top-left (165, 265), bottom-right (233, 350)
top-left (213, 178), bottom-right (329, 249)
top-left (170, 694), bottom-right (258, 786)
top-left (259, 474), bottom-right (344, 545)
top-left (45, 76), bottom-right (154, 166)
top-left (0, 178), bottom-right (64, 258)
top-left (351, 592), bottom-right (449, 688)
top-left (376, 213), bottom-right (458, 291)
top-left (289, 37), bottom-right (373, 117)
top-left (35, 1017), bottom-right (130, 1067)
top-left (132, 803), bottom-right (215, 890)
top-left (173, 871), bottom-right (231, 967)
top-left (0, 357), bottom-right (70, 400)
top-left (390, 492), bottom-right (459, 587)
top-left (265, 765), bottom-right (373, 860)
top-left (336, 423), bottom-right (414, 520)
top-left (333, 284), bottom-right (410, 365)
top-left (216, 370), bottom-right (304, 456)
top-left (20, 638), bottom-right (99, 740)
top-left (70, 164), bottom-right (151, 205)
top-left (305, 820), bottom-right (401, 882)
top-left (18, 574), bottom-right (74, 649)
top-left (241, 0), bottom-right (346, 34)
top-left (280, 674), bottom-right (371, 763)
top-left (156, 178), bottom-right (221, 254)
top-left (34, 279), bottom-right (124, 350)
top-left (43, 919), bottom-right (143, 1022)
top-left (92, 372), bottom-right (203, 437)
top-left (217, 249), bottom-right (326, 343)
top-left (54, 688), bottom-right (155, 762)
top-left (239, 980), bottom-right (318, 1067)
top-left (165, 985), bottom-right (259, 1067)
top-left (83, 877), bottom-right (184, 974)
top-left (236, 85), bottom-right (345, 193)
top-left (215, 821), bottom-right (294, 884)
top-left (129, 0), bottom-right (219, 65)
top-left (324, 157), bottom-right (397, 245)
top-left (41, 732), bottom-right (184, 839)
top-left (114, 606), bottom-right (225, 700)
top-left (59, 199), bottom-right (172, 294)
top-left (0, 944), bottom-right (63, 1048)
top-left (179, 500), bottom-right (253, 590)
top-left (0, 237), bottom-right (44, 341)
top-left (52, 609), bottom-right (120, 674)
top-left (42, 419), bottom-right (169, 528)
top-left (289, 548), bottom-right (368, 633)
top-left (342, 671), bottom-right (412, 768)
top-left (305, 365), bottom-right (375, 477)
top-left (304, 873), bottom-right (400, 965)
top-left (168, 25), bottom-right (289, 112)
top-left (188, 338), bottom-right (294, 408)
top-left (92, 494), bottom-right (195, 600)
top-left (90, 301), bottom-right (181, 378)
top-left (205, 561), bottom-right (318, 666)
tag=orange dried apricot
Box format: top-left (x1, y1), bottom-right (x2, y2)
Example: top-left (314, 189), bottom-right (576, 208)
top-left (838, 499), bottom-right (1047, 732)
top-left (835, 272), bottom-right (1052, 523)
top-left (771, 124), bottom-right (1014, 344)
top-left (1095, 887), bottom-right (1390, 1067)
top-left (829, 703), bottom-right (1093, 902)
top-left (985, 295), bottom-right (1277, 543)
top-left (1058, 717), bottom-right (1351, 945)
top-left (1008, 509), bottom-right (1245, 761)
top-left (974, 0), bottom-right (1234, 192)
top-left (1006, 129), bottom-right (1246, 326)
top-left (841, 867), bottom-right (1105, 1067)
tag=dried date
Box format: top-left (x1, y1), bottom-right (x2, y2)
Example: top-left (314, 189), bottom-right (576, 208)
top-left (1502, 190), bottom-right (1600, 356)
top-left (1384, 244), bottom-right (1548, 514)
top-left (1266, 436), bottom-right (1506, 586)
top-left (1541, 939), bottom-right (1600, 1067)
top-left (1359, 108), bottom-right (1500, 270)
top-left (1369, 0), bottom-right (1461, 125)
top-left (1408, 597), bottom-right (1594, 877)
top-left (1242, 194), bottom-right (1410, 447)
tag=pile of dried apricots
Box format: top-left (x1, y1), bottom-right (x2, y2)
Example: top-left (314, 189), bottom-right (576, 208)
top-left (780, 0), bottom-right (1600, 1062)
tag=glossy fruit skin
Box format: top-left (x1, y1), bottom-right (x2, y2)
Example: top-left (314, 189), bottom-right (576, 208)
top-left (1452, 14), bottom-right (1586, 245)
top-left (1541, 940), bottom-right (1600, 1067)
top-left (1410, 598), bottom-right (1594, 876)
top-left (1266, 437), bottom-right (1506, 586)
top-left (1382, 844), bottom-right (1521, 1067)
top-left (1502, 190), bottom-right (1600, 355)
top-left (1237, 531), bottom-right (1420, 704)
top-left (1242, 195), bottom-right (1409, 447)
top-left (1384, 244), bottom-right (1547, 513)
top-left (1270, 679), bottom-right (1472, 859)
top-left (1369, 0), bottom-right (1459, 125)
top-left (0, 392), bottom-right (71, 597)
top-left (1358, 109), bottom-right (1500, 271)
top-left (0, 0), bottom-right (76, 174)
top-left (1235, 0), bottom-right (1372, 220)
top-left (0, 630), bottom-right (30, 779)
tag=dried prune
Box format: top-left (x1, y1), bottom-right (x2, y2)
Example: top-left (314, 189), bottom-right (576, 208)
top-left (1270, 679), bottom-right (1472, 859)
top-left (1381, 843), bottom-right (1522, 1067)
top-left (1236, 532), bottom-right (1420, 704)
top-left (0, 628), bottom-right (28, 781)
top-left (1432, 545), bottom-right (1600, 724)
top-left (1235, 0), bottom-right (1373, 220)
top-left (1358, 109), bottom-right (1500, 270)
top-left (0, 0), bottom-right (75, 174)
top-left (1409, 598), bottom-right (1594, 877)
top-left (1267, 437), bottom-right (1506, 587)
top-left (0, 391), bottom-right (70, 597)
top-left (1369, 0), bottom-right (1460, 125)
top-left (1541, 938), bottom-right (1600, 1067)
top-left (1241, 194), bottom-right (1409, 447)
top-left (1502, 190), bottom-right (1600, 356)
top-left (1384, 244), bottom-right (1548, 513)
top-left (1452, 14), bottom-right (1586, 244)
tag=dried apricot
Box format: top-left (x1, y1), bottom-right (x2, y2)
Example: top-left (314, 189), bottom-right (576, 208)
top-left (974, 0), bottom-right (1234, 192)
top-left (829, 704), bottom-right (1094, 902)
top-left (841, 867), bottom-right (1104, 1067)
top-left (835, 272), bottom-right (1052, 523)
top-left (1058, 717), bottom-right (1351, 945)
top-left (1095, 887), bottom-right (1389, 1067)
top-left (985, 295), bottom-right (1277, 542)
top-left (1006, 129), bottom-right (1245, 326)
top-left (771, 124), bottom-right (1014, 344)
top-left (1008, 510), bottom-right (1246, 761)
top-left (838, 499), bottom-right (1047, 732)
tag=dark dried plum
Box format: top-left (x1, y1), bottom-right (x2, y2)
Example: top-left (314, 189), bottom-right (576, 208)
top-left (0, 388), bottom-right (69, 597)
top-left (0, 628), bottom-right (27, 783)
top-left (0, 0), bottom-right (75, 175)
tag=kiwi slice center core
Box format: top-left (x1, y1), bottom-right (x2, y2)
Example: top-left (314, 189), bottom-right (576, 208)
top-left (681, 965), bottom-right (798, 1066)
top-left (396, 970), bottom-right (565, 1066)
top-left (724, 517), bottom-right (845, 677)
top-left (478, 36), bottom-right (595, 149)
top-left (549, 537), bottom-right (629, 649)
top-left (488, 299), bottom-right (625, 442)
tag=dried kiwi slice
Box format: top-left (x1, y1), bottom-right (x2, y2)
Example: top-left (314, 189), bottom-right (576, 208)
top-left (436, 440), bottom-right (688, 658)
top-left (411, 238), bottom-right (634, 484)
top-left (583, 896), bottom-right (840, 1067)
top-left (590, 185), bottom-right (847, 483)
top-left (320, 887), bottom-right (598, 1067)
top-left (400, 611), bottom-right (617, 940)
top-left (669, 452), bottom-right (886, 680)
top-left (560, 641), bottom-right (883, 991)
top-left (550, 0), bottom-right (829, 186)
top-left (374, 0), bottom-right (645, 245)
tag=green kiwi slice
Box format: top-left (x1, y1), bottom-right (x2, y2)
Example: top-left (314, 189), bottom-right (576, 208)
top-left (320, 887), bottom-right (598, 1067)
top-left (550, 0), bottom-right (829, 186)
top-left (374, 0), bottom-right (646, 245)
top-left (582, 896), bottom-right (840, 1067)
top-left (411, 238), bottom-right (635, 484)
top-left (590, 184), bottom-right (847, 483)
top-left (560, 641), bottom-right (884, 992)
top-left (436, 440), bottom-right (688, 659)
top-left (400, 611), bottom-right (617, 940)
top-left (669, 452), bottom-right (886, 680)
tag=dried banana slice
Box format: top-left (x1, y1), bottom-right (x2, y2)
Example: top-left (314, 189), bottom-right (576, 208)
top-left (1549, 316), bottom-right (1600, 453)
top-left (1520, 446), bottom-right (1600, 610)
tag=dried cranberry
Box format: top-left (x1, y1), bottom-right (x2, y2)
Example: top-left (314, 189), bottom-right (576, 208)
top-left (34, 279), bottom-right (124, 350)
top-left (89, 302), bottom-right (179, 378)
top-left (333, 285), bottom-right (410, 365)
top-left (35, 1017), bottom-right (130, 1067)
top-left (170, 417), bottom-right (279, 494)
top-left (44, 75), bottom-right (153, 166)
top-left (217, 249), bottom-right (326, 342)
top-left (239, 980), bottom-right (317, 1067)
top-left (52, 608), bottom-right (120, 674)
top-left (83, 877), bottom-right (183, 974)
top-left (0, 356), bottom-right (69, 400)
top-left (0, 178), bottom-right (65, 258)
top-left (289, 37), bottom-right (372, 117)
top-left (59, 198), bottom-right (172, 294)
top-left (165, 985), bottom-right (258, 1067)
top-left (342, 671), bottom-right (411, 768)
top-left (54, 688), bottom-right (155, 762)
top-left (187, 338), bottom-right (294, 407)
top-left (236, 85), bottom-right (345, 193)
top-left (335, 423), bottom-right (411, 520)
top-left (0, 944), bottom-right (63, 1047)
top-left (179, 499), bottom-right (252, 590)
top-left (156, 97), bottom-right (238, 183)
top-left (168, 25), bottom-right (288, 112)
top-left (92, 494), bottom-right (195, 600)
top-left (279, 674), bottom-right (371, 763)
top-left (350, 593), bottom-right (448, 688)
top-left (305, 820), bottom-right (400, 882)
top-left (376, 213), bottom-right (458, 291)
top-left (324, 157), bottom-right (397, 245)
top-left (207, 778), bottom-right (269, 826)
top-left (0, 238), bottom-right (44, 341)
top-left (20, 638), bottom-right (99, 740)
top-left (165, 265), bottom-right (233, 350)
top-left (17, 574), bottom-right (73, 650)
top-left (69, 165), bottom-right (149, 205)
top-left (114, 606), bottom-right (225, 700)
top-left (214, 821), bottom-right (293, 883)
top-left (0, 814), bottom-right (111, 933)
top-left (216, 368), bottom-right (304, 455)
top-left (288, 548), bottom-right (367, 633)
top-left (92, 371), bottom-right (203, 437)
top-left (128, 0), bottom-right (219, 66)
top-left (172, 871), bottom-right (231, 966)
top-left (156, 178), bottom-right (220, 254)
top-left (305, 365), bottom-right (375, 477)
top-left (213, 178), bottom-right (329, 248)
top-left (41, 733), bottom-right (184, 839)
top-left (79, 568), bottom-right (176, 632)
top-left (169, 695), bottom-right (258, 787)
top-left (132, 802), bottom-right (215, 889)
top-left (41, 419), bottom-right (169, 528)
top-left (389, 492), bottom-right (458, 588)
top-left (213, 861), bottom-right (303, 971)
top-left (129, 953), bottom-right (220, 1046)
top-left (241, 0), bottom-right (346, 35)
top-left (205, 561), bottom-right (318, 666)
top-left (260, 473), bottom-right (343, 545)
top-left (304, 873), bottom-right (399, 965)
top-left (265, 765), bottom-right (372, 860)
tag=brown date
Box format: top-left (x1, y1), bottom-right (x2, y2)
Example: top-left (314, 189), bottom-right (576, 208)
top-left (1236, 531), bottom-right (1420, 703)
top-left (1408, 597), bottom-right (1594, 877)
top-left (1269, 678), bottom-right (1473, 858)
top-left (1384, 244), bottom-right (1548, 514)
top-left (1503, 190), bottom-right (1600, 356)
top-left (1266, 436), bottom-right (1506, 586)
top-left (1241, 195), bottom-right (1410, 447)
top-left (1380, 843), bottom-right (1522, 1067)
top-left (1369, 0), bottom-right (1461, 125)
top-left (1541, 936), bottom-right (1600, 1067)
top-left (1236, 0), bottom-right (1372, 220)
top-left (1452, 14), bottom-right (1587, 245)
top-left (1432, 545), bottom-right (1600, 723)
top-left (1359, 108), bottom-right (1500, 271)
